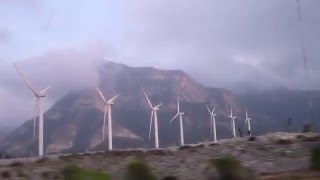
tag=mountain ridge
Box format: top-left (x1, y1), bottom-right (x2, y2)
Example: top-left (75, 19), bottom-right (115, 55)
top-left (0, 60), bottom-right (319, 156)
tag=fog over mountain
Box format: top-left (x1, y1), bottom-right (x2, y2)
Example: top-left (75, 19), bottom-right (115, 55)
top-left (0, 0), bottom-right (320, 128)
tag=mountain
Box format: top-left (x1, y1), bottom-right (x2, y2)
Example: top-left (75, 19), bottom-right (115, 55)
top-left (0, 60), bottom-right (319, 156)
top-left (237, 88), bottom-right (320, 132)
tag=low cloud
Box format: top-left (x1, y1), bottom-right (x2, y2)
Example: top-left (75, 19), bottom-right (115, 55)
top-left (0, 44), bottom-right (105, 126)
top-left (0, 28), bottom-right (11, 45)
top-left (1, 0), bottom-right (320, 127)
top-left (119, 0), bottom-right (320, 91)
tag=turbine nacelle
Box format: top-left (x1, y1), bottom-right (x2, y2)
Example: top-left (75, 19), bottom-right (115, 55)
top-left (36, 86), bottom-right (52, 97)
top-left (245, 118), bottom-right (252, 124)
top-left (96, 87), bottom-right (121, 106)
top-left (206, 104), bottom-right (216, 117)
top-left (152, 103), bottom-right (163, 111)
top-left (36, 94), bottom-right (46, 98)
top-left (107, 94), bottom-right (121, 105)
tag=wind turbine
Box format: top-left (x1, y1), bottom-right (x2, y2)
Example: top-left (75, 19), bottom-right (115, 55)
top-left (229, 106), bottom-right (237, 138)
top-left (170, 93), bottom-right (185, 146)
top-left (96, 87), bottom-right (121, 150)
top-left (206, 104), bottom-right (217, 142)
top-left (245, 108), bottom-right (252, 137)
top-left (14, 64), bottom-right (51, 157)
top-left (143, 90), bottom-right (162, 148)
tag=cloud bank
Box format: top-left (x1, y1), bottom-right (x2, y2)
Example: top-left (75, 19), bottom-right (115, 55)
top-left (0, 0), bottom-right (320, 126)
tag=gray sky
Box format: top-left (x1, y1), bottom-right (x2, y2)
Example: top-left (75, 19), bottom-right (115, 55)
top-left (0, 0), bottom-right (320, 126)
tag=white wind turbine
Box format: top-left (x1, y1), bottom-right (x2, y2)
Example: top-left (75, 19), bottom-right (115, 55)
top-left (229, 106), bottom-right (237, 138)
top-left (14, 64), bottom-right (51, 157)
top-left (245, 108), bottom-right (252, 137)
top-left (143, 90), bottom-right (162, 148)
top-left (170, 93), bottom-right (185, 146)
top-left (96, 87), bottom-right (121, 150)
top-left (206, 104), bottom-right (217, 142)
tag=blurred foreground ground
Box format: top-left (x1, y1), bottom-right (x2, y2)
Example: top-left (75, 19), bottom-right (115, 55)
top-left (0, 132), bottom-right (320, 179)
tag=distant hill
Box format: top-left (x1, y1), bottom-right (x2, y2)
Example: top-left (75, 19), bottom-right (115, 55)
top-left (1, 60), bottom-right (319, 156)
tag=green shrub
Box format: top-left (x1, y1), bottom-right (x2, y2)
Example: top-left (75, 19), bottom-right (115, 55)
top-left (1, 170), bottom-right (10, 178)
top-left (42, 171), bottom-right (50, 178)
top-left (125, 160), bottom-right (157, 180)
top-left (35, 157), bottom-right (49, 164)
top-left (161, 176), bottom-right (178, 180)
top-left (278, 139), bottom-right (294, 145)
top-left (62, 164), bottom-right (110, 180)
top-left (8, 161), bottom-right (23, 167)
top-left (210, 156), bottom-right (256, 180)
top-left (311, 145), bottom-right (320, 170)
top-left (16, 169), bottom-right (28, 178)
top-left (248, 136), bottom-right (257, 141)
top-left (302, 123), bottom-right (312, 133)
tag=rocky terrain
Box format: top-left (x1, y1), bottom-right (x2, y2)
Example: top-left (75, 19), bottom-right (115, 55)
top-left (0, 132), bottom-right (320, 179)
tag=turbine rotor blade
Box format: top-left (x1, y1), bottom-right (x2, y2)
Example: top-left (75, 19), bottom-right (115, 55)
top-left (39, 86), bottom-right (51, 94)
top-left (14, 64), bottom-right (38, 95)
top-left (170, 114), bottom-right (179, 124)
top-left (230, 106), bottom-right (233, 116)
top-left (149, 111), bottom-right (154, 140)
top-left (143, 90), bottom-right (153, 108)
top-left (177, 93), bottom-right (180, 113)
top-left (96, 87), bottom-right (107, 103)
top-left (206, 104), bottom-right (212, 114)
top-left (155, 103), bottom-right (163, 108)
top-left (108, 93), bottom-right (121, 103)
top-left (246, 108), bottom-right (248, 119)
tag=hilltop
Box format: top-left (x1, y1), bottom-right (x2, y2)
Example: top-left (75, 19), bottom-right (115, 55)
top-left (0, 132), bottom-right (320, 179)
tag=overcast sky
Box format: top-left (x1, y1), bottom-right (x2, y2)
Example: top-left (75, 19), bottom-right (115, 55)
top-left (0, 0), bottom-right (320, 126)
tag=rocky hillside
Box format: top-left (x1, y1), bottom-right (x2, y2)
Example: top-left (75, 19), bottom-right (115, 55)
top-left (1, 60), bottom-right (320, 156)
top-left (0, 133), bottom-right (320, 179)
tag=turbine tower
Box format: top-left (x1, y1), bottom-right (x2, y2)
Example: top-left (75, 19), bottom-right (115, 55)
top-left (143, 90), bottom-right (162, 148)
top-left (96, 87), bottom-right (121, 150)
top-left (170, 93), bottom-right (185, 146)
top-left (206, 104), bottom-right (217, 142)
top-left (229, 106), bottom-right (237, 138)
top-left (14, 64), bottom-right (51, 157)
top-left (245, 108), bottom-right (252, 137)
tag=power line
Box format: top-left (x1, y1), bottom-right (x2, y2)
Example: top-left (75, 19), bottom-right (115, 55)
top-left (296, 0), bottom-right (309, 79)
top-left (296, 0), bottom-right (314, 129)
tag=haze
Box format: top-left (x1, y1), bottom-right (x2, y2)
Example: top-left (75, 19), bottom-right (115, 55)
top-left (0, 0), bottom-right (320, 127)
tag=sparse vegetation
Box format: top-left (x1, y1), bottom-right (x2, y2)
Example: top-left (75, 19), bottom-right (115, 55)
top-left (161, 176), bottom-right (178, 180)
top-left (16, 168), bottom-right (28, 178)
top-left (59, 155), bottom-right (71, 161)
top-left (209, 155), bottom-right (256, 180)
top-left (302, 123), bottom-right (312, 133)
top-left (53, 174), bottom-right (60, 179)
top-left (42, 171), bottom-right (50, 178)
top-left (1, 170), bottom-right (11, 178)
top-left (311, 145), bottom-right (320, 171)
top-left (36, 157), bottom-right (49, 164)
top-left (278, 139), bottom-right (294, 145)
top-left (125, 159), bottom-right (157, 180)
top-left (248, 136), bottom-right (257, 141)
top-left (62, 164), bottom-right (110, 180)
top-left (8, 161), bottom-right (23, 167)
